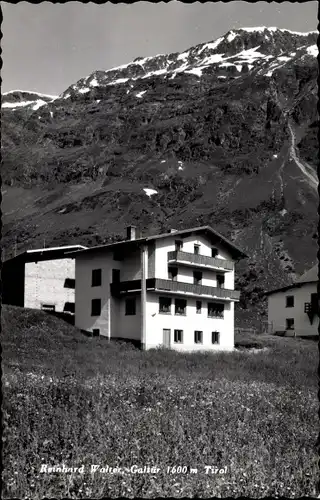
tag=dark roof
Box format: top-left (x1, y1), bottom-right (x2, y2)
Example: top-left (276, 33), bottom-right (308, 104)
top-left (67, 226), bottom-right (248, 259)
top-left (3, 245), bottom-right (87, 264)
top-left (266, 264), bottom-right (318, 296)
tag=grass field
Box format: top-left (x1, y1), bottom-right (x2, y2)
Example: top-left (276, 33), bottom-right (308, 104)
top-left (2, 305), bottom-right (319, 498)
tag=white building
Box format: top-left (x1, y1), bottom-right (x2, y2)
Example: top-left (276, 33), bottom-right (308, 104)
top-left (267, 264), bottom-right (319, 337)
top-left (2, 245), bottom-right (87, 314)
top-left (72, 226), bottom-right (247, 350)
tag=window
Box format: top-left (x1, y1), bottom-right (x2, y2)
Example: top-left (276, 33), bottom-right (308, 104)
top-left (92, 269), bottom-right (102, 287)
top-left (125, 297), bottom-right (136, 315)
top-left (217, 274), bottom-right (225, 289)
top-left (113, 251), bottom-right (124, 261)
top-left (63, 302), bottom-right (75, 313)
top-left (286, 296), bottom-right (294, 308)
top-left (211, 247), bottom-right (218, 258)
top-left (286, 318), bottom-right (294, 330)
top-left (208, 302), bottom-right (224, 318)
top-left (112, 269), bottom-right (120, 283)
top-left (41, 304), bottom-right (56, 312)
top-left (175, 240), bottom-right (183, 251)
top-left (194, 244), bottom-right (200, 255)
top-left (159, 297), bottom-right (172, 314)
top-left (193, 271), bottom-right (202, 285)
top-left (194, 330), bottom-right (203, 344)
top-left (91, 299), bottom-right (101, 316)
top-left (64, 278), bottom-right (75, 289)
top-left (196, 300), bottom-right (202, 314)
top-left (174, 329), bottom-right (183, 343)
top-left (168, 266), bottom-right (178, 281)
top-left (175, 298), bottom-right (187, 315)
top-left (212, 331), bottom-right (220, 344)
top-left (92, 329), bottom-right (100, 337)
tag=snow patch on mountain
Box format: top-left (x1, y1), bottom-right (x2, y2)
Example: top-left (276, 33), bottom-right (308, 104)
top-left (240, 26), bottom-right (318, 35)
top-left (143, 188), bottom-right (158, 197)
top-left (2, 99), bottom-right (48, 110)
top-left (199, 37), bottom-right (224, 53)
top-left (2, 90), bottom-right (58, 100)
top-left (136, 91), bottom-right (147, 98)
top-left (306, 45), bottom-right (318, 57)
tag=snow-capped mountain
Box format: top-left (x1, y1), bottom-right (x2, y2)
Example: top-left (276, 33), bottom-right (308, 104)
top-left (1, 90), bottom-right (58, 111)
top-left (61, 27), bottom-right (317, 98)
top-left (2, 27), bottom-right (319, 311)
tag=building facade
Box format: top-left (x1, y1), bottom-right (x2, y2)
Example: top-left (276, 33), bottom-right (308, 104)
top-left (2, 245), bottom-right (87, 314)
top-left (267, 264), bottom-right (319, 337)
top-left (73, 226), bottom-right (246, 350)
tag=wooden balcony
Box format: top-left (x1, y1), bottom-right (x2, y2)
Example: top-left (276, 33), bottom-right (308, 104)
top-left (111, 278), bottom-right (240, 301)
top-left (167, 250), bottom-right (234, 272)
top-left (304, 302), bottom-right (319, 315)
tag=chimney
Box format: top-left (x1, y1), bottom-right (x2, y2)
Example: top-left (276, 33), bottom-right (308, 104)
top-left (126, 225), bottom-right (137, 240)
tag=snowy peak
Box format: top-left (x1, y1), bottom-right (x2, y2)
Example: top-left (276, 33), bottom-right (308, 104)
top-left (61, 27), bottom-right (318, 97)
top-left (1, 90), bottom-right (58, 111)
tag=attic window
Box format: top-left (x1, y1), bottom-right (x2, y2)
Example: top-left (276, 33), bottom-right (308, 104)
top-left (175, 240), bottom-right (183, 251)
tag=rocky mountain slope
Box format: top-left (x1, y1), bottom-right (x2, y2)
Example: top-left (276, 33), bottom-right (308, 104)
top-left (2, 27), bottom-right (318, 311)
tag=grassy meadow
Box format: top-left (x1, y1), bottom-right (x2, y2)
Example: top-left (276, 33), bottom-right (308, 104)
top-left (2, 305), bottom-right (319, 498)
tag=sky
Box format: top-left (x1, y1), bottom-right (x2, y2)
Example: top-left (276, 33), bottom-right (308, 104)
top-left (2, 1), bottom-right (318, 96)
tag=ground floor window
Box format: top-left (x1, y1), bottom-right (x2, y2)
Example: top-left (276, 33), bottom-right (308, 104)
top-left (63, 302), bottom-right (75, 313)
top-left (212, 331), bottom-right (220, 344)
top-left (208, 302), bottom-right (224, 318)
top-left (159, 297), bottom-right (172, 314)
top-left (286, 318), bottom-right (294, 330)
top-left (125, 297), bottom-right (136, 315)
top-left (91, 299), bottom-right (101, 316)
top-left (174, 329), bottom-right (183, 343)
top-left (194, 330), bottom-right (203, 344)
top-left (41, 304), bottom-right (56, 312)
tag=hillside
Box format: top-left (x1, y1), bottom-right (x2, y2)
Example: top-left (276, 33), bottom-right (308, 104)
top-left (2, 27), bottom-right (318, 310)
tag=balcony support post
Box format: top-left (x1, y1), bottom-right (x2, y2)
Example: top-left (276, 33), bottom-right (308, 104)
top-left (141, 244), bottom-right (148, 350)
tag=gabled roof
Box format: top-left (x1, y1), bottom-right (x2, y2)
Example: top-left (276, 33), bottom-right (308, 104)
top-left (266, 263), bottom-right (318, 296)
top-left (67, 225), bottom-right (248, 260)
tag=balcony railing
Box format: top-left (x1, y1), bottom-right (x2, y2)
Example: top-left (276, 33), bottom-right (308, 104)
top-left (167, 250), bottom-right (234, 271)
top-left (111, 278), bottom-right (240, 301)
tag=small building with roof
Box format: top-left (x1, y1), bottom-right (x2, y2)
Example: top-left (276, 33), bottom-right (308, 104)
top-left (266, 264), bottom-right (319, 337)
top-left (2, 245), bottom-right (87, 314)
top-left (69, 225), bottom-right (247, 350)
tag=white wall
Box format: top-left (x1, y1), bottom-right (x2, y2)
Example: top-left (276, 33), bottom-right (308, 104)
top-left (268, 283), bottom-right (318, 336)
top-left (75, 250), bottom-right (142, 340)
top-left (145, 292), bottom-right (234, 351)
top-left (24, 258), bottom-right (76, 312)
top-left (75, 252), bottom-right (115, 336)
